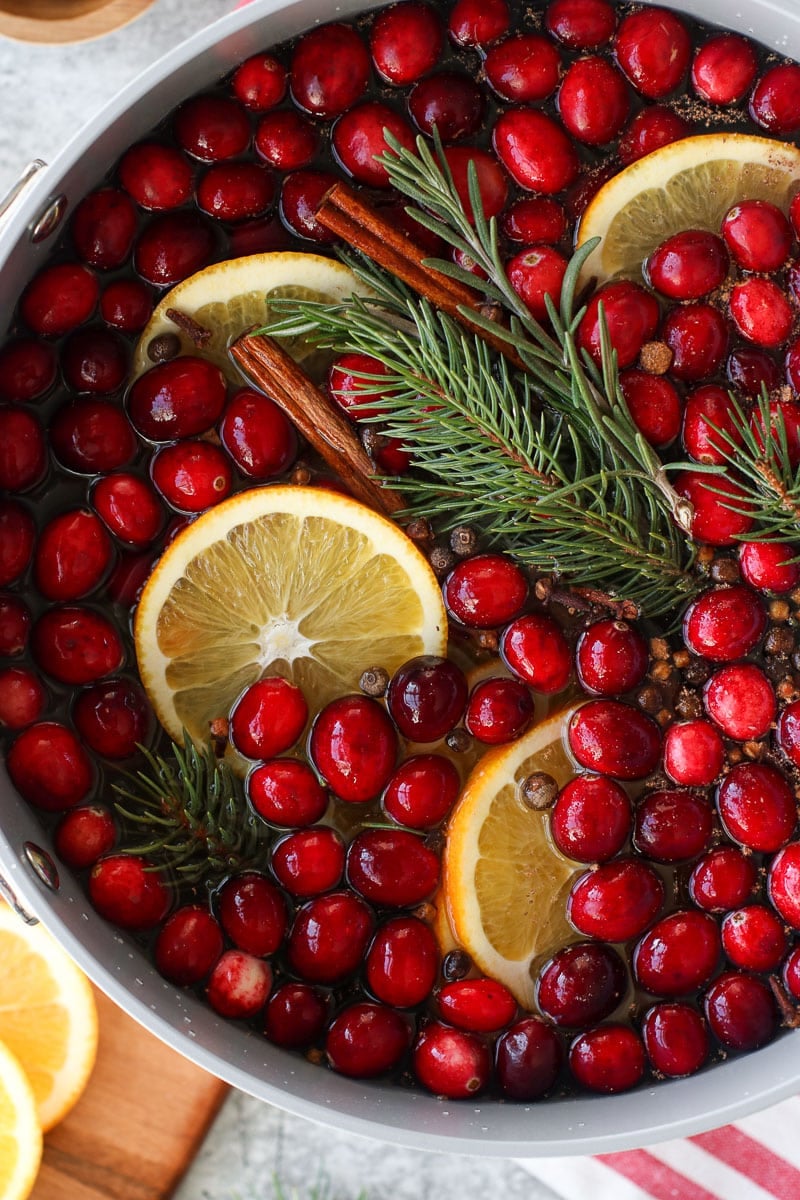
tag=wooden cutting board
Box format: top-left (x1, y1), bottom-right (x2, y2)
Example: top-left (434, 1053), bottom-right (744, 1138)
top-left (30, 988), bottom-right (229, 1200)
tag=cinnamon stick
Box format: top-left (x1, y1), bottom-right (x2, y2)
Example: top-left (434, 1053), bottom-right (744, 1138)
top-left (230, 333), bottom-right (408, 519)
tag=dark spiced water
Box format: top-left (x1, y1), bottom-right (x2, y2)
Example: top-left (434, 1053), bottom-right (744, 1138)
top-left (4, 0), bottom-right (800, 1101)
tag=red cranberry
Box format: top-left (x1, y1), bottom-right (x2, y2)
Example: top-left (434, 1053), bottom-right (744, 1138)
top-left (536, 942), bottom-right (627, 1027)
top-left (569, 1025), bottom-right (645, 1094)
top-left (618, 106), bottom-right (691, 165)
top-left (412, 1022), bottom-right (491, 1097)
top-left (683, 584), bottom-right (766, 663)
top-left (105, 549), bottom-right (157, 609)
top-left (32, 607), bottom-right (123, 686)
top-left (50, 398), bottom-right (136, 475)
top-left (704, 663), bottom-right (776, 741)
top-left (217, 872), bottom-right (287, 957)
top-left (0, 594), bottom-right (30, 657)
top-left (152, 440), bottom-right (232, 513)
top-left (662, 303), bottom-right (728, 381)
top-left (370, 2), bottom-right (442, 85)
top-left (663, 720), bottom-right (724, 787)
top-left (100, 279), bottom-right (153, 332)
top-left (310, 695), bottom-right (397, 802)
top-left (448, 0), bottom-right (509, 46)
top-left (128, 357), bottom-right (227, 442)
top-left (197, 163), bottom-right (274, 223)
top-left (722, 905), bottom-right (787, 973)
top-left (493, 110), bottom-right (579, 195)
top-left (634, 910), bottom-right (720, 996)
top-left (646, 231), bottom-right (728, 301)
top-left (118, 142), bottom-right (194, 210)
top-left (290, 23), bottom-right (370, 118)
top-left (154, 906), bottom-right (224, 986)
top-left (704, 971), bottom-right (778, 1050)
top-left (633, 790), bottom-right (714, 864)
top-left (692, 33), bottom-right (758, 104)
top-left (248, 759), bottom-right (328, 829)
top-left (72, 678), bottom-right (150, 760)
top-left (777, 700), bottom-right (800, 769)
top-left (287, 891), bottom-right (374, 984)
top-left (750, 64), bottom-right (800, 133)
top-left (768, 842), bottom-right (800, 927)
top-left (7, 722), bottom-right (92, 811)
top-left (730, 278), bottom-right (794, 348)
top-left (495, 1017), bottom-right (563, 1100)
top-left (507, 246), bottom-right (568, 321)
top-left (228, 215), bottom-right (294, 257)
top-left (0, 408), bottom-right (46, 492)
top-left (92, 474), bottom-right (164, 548)
top-left (229, 677), bottom-right (308, 760)
top-left (681, 384), bottom-right (741, 466)
top-left (784, 947), bottom-right (800, 999)
top-left (231, 53), bottom-right (286, 111)
top-left (61, 328), bottom-right (128, 395)
top-left (54, 804), bottom-right (116, 871)
top-left (0, 500), bottom-right (34, 586)
top-left (690, 846), bottom-right (757, 913)
top-left (568, 858), bottom-right (664, 941)
top-left (382, 754), bottom-right (460, 829)
top-left (255, 112), bottom-right (319, 171)
top-left (615, 7), bottom-right (690, 98)
top-left (89, 854), bottom-right (170, 930)
top-left (175, 95), bottom-right (250, 161)
top-left (785, 336), bottom-right (800, 392)
top-left (464, 677), bottom-right (535, 745)
top-left (577, 281), bottom-right (660, 369)
top-left (407, 72), bottom-right (485, 141)
top-left (365, 916), bottom-right (439, 1008)
top-left (271, 828), bottom-right (344, 897)
top-left (568, 699), bottom-right (661, 780)
top-left (387, 656), bottom-right (467, 743)
top-left (722, 201), bottom-right (792, 273)
top-left (327, 353), bottom-right (391, 422)
top-left (0, 667), bottom-right (46, 730)
top-left (484, 34), bottom-right (561, 103)
top-left (326, 1002), bottom-right (409, 1079)
top-left (642, 1003), bottom-right (709, 1078)
top-left (264, 983), bottom-right (328, 1048)
top-left (552, 774), bottom-right (631, 863)
top-left (333, 102), bottom-right (416, 189)
top-left (674, 471), bottom-right (753, 547)
top-left (280, 170), bottom-right (339, 244)
top-left (347, 829), bottom-right (439, 907)
top-left (34, 510), bottom-right (112, 602)
top-left (558, 57), bottom-right (630, 145)
top-left (207, 950), bottom-right (271, 1018)
top-left (437, 979), bottom-right (517, 1033)
top-left (21, 263), bottom-right (99, 337)
top-left (442, 147), bottom-right (507, 223)
top-left (0, 338), bottom-right (56, 403)
top-left (575, 618), bottom-right (647, 696)
top-left (444, 554), bottom-right (528, 628)
top-left (752, 399), bottom-right (800, 470)
top-left (545, 0), bottom-right (616, 47)
top-left (134, 213), bottom-right (215, 286)
top-left (71, 189), bottom-right (137, 270)
top-left (619, 370), bottom-right (682, 448)
top-left (501, 613), bottom-right (572, 694)
top-left (718, 763), bottom-right (796, 852)
top-left (501, 197), bottom-right (567, 245)
top-left (727, 346), bottom-right (781, 397)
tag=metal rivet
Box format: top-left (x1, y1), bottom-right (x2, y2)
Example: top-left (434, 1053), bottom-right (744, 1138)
top-left (23, 842), bottom-right (60, 892)
top-left (31, 194), bottom-right (66, 244)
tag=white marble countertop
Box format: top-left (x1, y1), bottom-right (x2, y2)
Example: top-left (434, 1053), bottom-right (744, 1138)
top-left (0, 3), bottom-right (565, 1196)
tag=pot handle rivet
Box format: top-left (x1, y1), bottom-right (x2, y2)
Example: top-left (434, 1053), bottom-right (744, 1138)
top-left (0, 159), bottom-right (65, 243)
top-left (31, 193), bottom-right (67, 244)
top-left (22, 842), bottom-right (60, 897)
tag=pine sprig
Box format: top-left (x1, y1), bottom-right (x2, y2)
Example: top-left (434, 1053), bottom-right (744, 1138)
top-left (113, 735), bottom-right (265, 885)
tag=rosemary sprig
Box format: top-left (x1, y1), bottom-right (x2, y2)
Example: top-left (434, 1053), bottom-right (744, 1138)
top-left (113, 734), bottom-right (265, 885)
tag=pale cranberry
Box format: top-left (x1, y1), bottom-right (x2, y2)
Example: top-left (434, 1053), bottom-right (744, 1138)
top-left (207, 950), bottom-right (271, 1019)
top-left (0, 667), bottom-right (45, 730)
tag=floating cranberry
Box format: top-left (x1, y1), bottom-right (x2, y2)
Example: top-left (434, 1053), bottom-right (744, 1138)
top-left (0, 667), bottom-right (46, 730)
top-left (767, 842), bottom-right (800, 927)
top-left (692, 33), bottom-right (758, 104)
top-left (704, 971), bottom-right (778, 1051)
top-left (750, 64), bottom-right (800, 133)
top-left (248, 758), bottom-right (328, 830)
top-left (727, 346), bottom-right (781, 397)
top-left (32, 607), bottom-right (123, 686)
top-left (703, 663), bottom-right (776, 741)
top-left (197, 163), bottom-right (275, 222)
top-left (100, 279), bottom-right (153, 332)
top-left (217, 872), bottom-right (287, 957)
top-left (568, 699), bottom-right (661, 780)
top-left (151, 440), bottom-right (232, 513)
top-left (500, 612), bottom-right (572, 694)
top-left (105, 549), bottom-right (157, 609)
top-left (219, 388), bottom-right (297, 479)
top-left (412, 1022), bottom-right (491, 1097)
top-left (0, 500), bottom-right (34, 586)
top-left (568, 858), bottom-right (663, 941)
top-left (119, 142), bottom-right (194, 210)
top-left (253, 112), bottom-right (318, 173)
top-left (722, 201), bottom-right (792, 272)
top-left (347, 829), bottom-right (440, 907)
top-left (21, 263), bottom-right (99, 337)
top-left (634, 910), bottom-right (720, 996)
top-left (34, 510), bottom-right (112, 602)
top-left (642, 1003), bottom-right (709, 1078)
top-left (327, 1002), bottom-right (410, 1079)
top-left (619, 370), bottom-right (682, 449)
top-left (618, 106), bottom-right (691, 165)
top-left (327, 353), bottom-right (390, 422)
top-left (0, 338), bottom-right (56, 403)
top-left (558, 57), bottom-right (630, 145)
top-left (134, 212), bottom-right (215, 286)
top-left (229, 677), bottom-right (308, 760)
top-left (615, 6), bottom-right (690, 98)
top-left (575, 618), bottom-right (647, 696)
top-left (448, 0), bottom-right (509, 46)
top-left (287, 891), bottom-right (374, 984)
top-left (536, 942), bottom-right (627, 1027)
top-left (442, 147), bottom-right (508, 222)
top-left (437, 979), bottom-right (517, 1034)
top-left (207, 949), bottom-right (271, 1018)
top-left (264, 983), bottom-right (328, 1048)
top-left (370, 2), bottom-right (442, 85)
top-left (545, 0), bottom-right (616, 47)
top-left (569, 1024), bottom-right (645, 1094)
top-left (407, 72), bottom-right (485, 141)
top-left (633, 790), bottom-right (714, 864)
top-left (485, 34), bottom-right (561, 103)
top-left (674, 472), bottom-right (753, 546)
top-left (722, 905), bottom-right (787, 973)
top-left (663, 719), bottom-right (724, 787)
top-left (690, 846), bottom-right (758, 913)
top-left (493, 110), bottom-right (579, 195)
top-left (231, 53), bottom-right (286, 111)
top-left (61, 328), bottom-right (129, 396)
top-left (681, 384), bottom-right (740, 466)
top-left (507, 246), bottom-right (568, 321)
top-left (495, 1017), bottom-right (563, 1100)
top-left (646, 231), bottom-right (728, 301)
top-left (89, 854), bottom-right (170, 930)
top-left (382, 754), bottom-right (461, 829)
top-left (7, 722), bottom-right (92, 811)
top-left (385, 655), bottom-right (466, 743)
top-left (784, 947), bottom-right (800, 999)
top-left (730, 278), bottom-right (794, 348)
top-left (50, 398), bottom-right (136, 475)
top-left (333, 102), bottom-right (417, 189)
top-left (662, 303), bottom-right (728, 381)
top-left (444, 554), bottom-right (528, 628)
top-left (54, 804), bottom-right (116, 871)
top-left (0, 594), bottom-right (30, 657)
top-left (501, 197), bottom-right (567, 245)
top-left (71, 189), bottom-right (137, 270)
top-left (465, 677), bottom-right (535, 744)
top-left (365, 916), bottom-right (439, 1008)
top-left (72, 678), bottom-right (150, 759)
top-left (717, 763), bottom-right (796, 853)
top-left (228, 215), bottom-right (293, 258)
top-left (310, 695), bottom-right (397, 802)
top-left (291, 23), bottom-right (370, 117)
top-left (577, 281), bottom-right (660, 369)
top-left (752, 399), bottom-right (800, 469)
top-left (175, 94), bottom-right (250, 161)
top-left (777, 701), bottom-right (800, 769)
top-left (91, 474), bottom-right (164, 548)
top-left (271, 828), bottom-right (344, 896)
top-left (551, 774), bottom-right (631, 863)
top-left (0, 408), bottom-right (46, 493)
top-left (279, 170), bottom-right (339, 244)
top-left (128, 357), bottom-right (226, 442)
top-left (154, 906), bottom-right (224, 986)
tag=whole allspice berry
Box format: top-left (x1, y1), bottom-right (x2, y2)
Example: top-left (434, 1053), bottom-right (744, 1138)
top-left (520, 772), bottom-right (559, 810)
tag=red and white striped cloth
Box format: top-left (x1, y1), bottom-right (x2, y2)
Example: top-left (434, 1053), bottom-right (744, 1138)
top-left (516, 1097), bottom-right (800, 1200)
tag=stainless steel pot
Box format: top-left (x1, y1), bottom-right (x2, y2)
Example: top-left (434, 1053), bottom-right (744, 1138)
top-left (2, 0), bottom-right (800, 1157)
